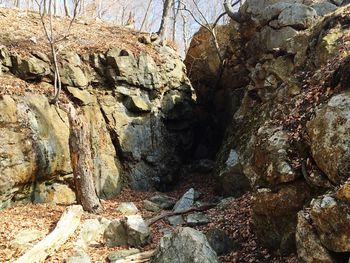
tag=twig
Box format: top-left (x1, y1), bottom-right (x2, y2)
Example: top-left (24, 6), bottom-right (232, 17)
top-left (146, 203), bottom-right (217, 226)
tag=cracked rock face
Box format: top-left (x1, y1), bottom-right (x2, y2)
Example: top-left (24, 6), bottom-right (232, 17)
top-left (0, 45), bottom-right (195, 209)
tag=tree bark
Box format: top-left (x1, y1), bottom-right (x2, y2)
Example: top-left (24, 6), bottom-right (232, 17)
top-left (68, 107), bottom-right (103, 214)
top-left (14, 205), bottom-right (83, 263)
top-left (157, 0), bottom-right (173, 44)
top-left (223, 0), bottom-right (241, 23)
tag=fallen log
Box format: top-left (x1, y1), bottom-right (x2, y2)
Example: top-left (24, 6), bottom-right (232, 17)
top-left (113, 250), bottom-right (156, 263)
top-left (146, 203), bottom-right (217, 226)
top-left (14, 205), bottom-right (83, 263)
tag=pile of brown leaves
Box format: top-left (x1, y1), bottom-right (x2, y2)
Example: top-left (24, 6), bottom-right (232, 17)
top-left (0, 7), bottom-right (160, 60)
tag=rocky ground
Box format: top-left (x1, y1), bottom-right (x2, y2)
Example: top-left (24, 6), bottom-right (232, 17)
top-left (0, 169), bottom-right (298, 263)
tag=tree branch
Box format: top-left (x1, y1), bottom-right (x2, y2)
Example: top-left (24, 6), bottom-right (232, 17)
top-left (224, 0), bottom-right (241, 23)
top-left (146, 203), bottom-right (217, 226)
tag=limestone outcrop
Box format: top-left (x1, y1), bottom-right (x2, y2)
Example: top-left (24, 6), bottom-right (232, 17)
top-left (0, 41), bottom-right (195, 209)
top-left (186, 0), bottom-right (350, 259)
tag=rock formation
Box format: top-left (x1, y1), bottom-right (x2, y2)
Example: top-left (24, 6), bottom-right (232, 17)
top-left (0, 38), bottom-right (195, 209)
top-left (186, 0), bottom-right (350, 260)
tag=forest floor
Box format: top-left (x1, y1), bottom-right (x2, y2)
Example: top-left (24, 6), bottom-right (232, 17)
top-left (0, 171), bottom-right (298, 263)
top-left (0, 7), bottom-right (163, 60)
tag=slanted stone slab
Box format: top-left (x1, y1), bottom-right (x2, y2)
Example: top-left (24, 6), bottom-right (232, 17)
top-left (173, 188), bottom-right (195, 213)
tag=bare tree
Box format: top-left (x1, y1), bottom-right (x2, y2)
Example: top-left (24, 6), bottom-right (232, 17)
top-left (34, 0), bottom-right (80, 103)
top-left (180, 10), bottom-right (189, 53)
top-left (172, 0), bottom-right (181, 42)
top-left (140, 0), bottom-right (153, 31)
top-left (158, 0), bottom-right (174, 43)
top-left (179, 0), bottom-right (223, 62)
top-left (179, 0), bottom-right (241, 86)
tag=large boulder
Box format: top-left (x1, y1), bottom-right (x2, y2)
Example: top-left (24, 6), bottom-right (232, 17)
top-left (151, 227), bottom-right (220, 263)
top-left (307, 92), bottom-right (350, 185)
top-left (240, 0), bottom-right (304, 21)
top-left (277, 4), bottom-right (317, 29)
top-left (310, 195), bottom-right (350, 252)
top-left (258, 26), bottom-right (299, 52)
top-left (33, 182), bottom-right (76, 205)
top-left (240, 124), bottom-right (298, 188)
top-left (296, 211), bottom-right (334, 263)
top-left (103, 215), bottom-right (151, 247)
top-left (252, 181), bottom-right (311, 255)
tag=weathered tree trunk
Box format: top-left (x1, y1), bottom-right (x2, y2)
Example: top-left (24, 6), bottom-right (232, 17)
top-left (68, 107), bottom-right (103, 214)
top-left (181, 11), bottom-right (189, 53)
top-left (14, 205), bottom-right (83, 263)
top-left (157, 0), bottom-right (173, 44)
top-left (172, 0), bottom-right (180, 42)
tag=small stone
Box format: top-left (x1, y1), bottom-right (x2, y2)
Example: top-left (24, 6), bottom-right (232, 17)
top-left (217, 197), bottom-right (235, 210)
top-left (311, 2), bottom-right (337, 16)
top-left (123, 95), bottom-right (151, 113)
top-left (116, 202), bottom-right (139, 215)
top-left (167, 215), bottom-right (185, 227)
top-left (143, 200), bottom-right (162, 212)
top-left (107, 248), bottom-right (140, 262)
top-left (149, 194), bottom-right (176, 210)
top-left (206, 228), bottom-right (234, 256)
top-left (103, 219), bottom-right (128, 247)
top-left (186, 212), bottom-right (210, 226)
top-left (173, 188), bottom-right (195, 213)
top-left (125, 215), bottom-right (151, 246)
top-left (79, 218), bottom-right (110, 246)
